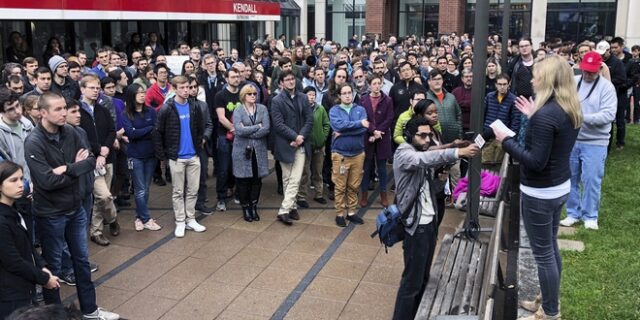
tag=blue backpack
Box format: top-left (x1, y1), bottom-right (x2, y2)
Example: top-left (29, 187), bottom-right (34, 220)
top-left (370, 204), bottom-right (405, 253)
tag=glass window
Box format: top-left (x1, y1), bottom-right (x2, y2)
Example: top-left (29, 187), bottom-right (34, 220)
top-left (74, 22), bottom-right (102, 61)
top-left (111, 22), bottom-right (138, 53)
top-left (327, 0), bottom-right (366, 45)
top-left (166, 21), bottom-right (189, 53)
top-left (30, 21), bottom-right (67, 64)
top-left (466, 0), bottom-right (532, 40)
top-left (1, 21), bottom-right (28, 64)
top-left (212, 23), bottom-right (238, 57)
top-left (545, 0), bottom-right (616, 42)
top-left (399, 0), bottom-right (438, 37)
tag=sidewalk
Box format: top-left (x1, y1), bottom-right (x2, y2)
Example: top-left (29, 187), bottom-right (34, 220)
top-left (59, 168), bottom-right (465, 320)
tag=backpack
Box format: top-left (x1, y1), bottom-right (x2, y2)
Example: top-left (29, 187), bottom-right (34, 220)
top-left (370, 204), bottom-right (406, 253)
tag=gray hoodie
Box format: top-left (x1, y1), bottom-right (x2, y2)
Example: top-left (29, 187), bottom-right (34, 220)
top-left (574, 75), bottom-right (617, 146)
top-left (0, 116), bottom-right (34, 180)
top-left (393, 143), bottom-right (458, 236)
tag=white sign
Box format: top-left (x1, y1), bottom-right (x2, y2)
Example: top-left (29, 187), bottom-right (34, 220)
top-left (164, 55), bottom-right (190, 76)
top-left (233, 3), bottom-right (257, 14)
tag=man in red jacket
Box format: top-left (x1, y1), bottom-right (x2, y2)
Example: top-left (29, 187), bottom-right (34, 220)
top-left (145, 63), bottom-right (173, 111)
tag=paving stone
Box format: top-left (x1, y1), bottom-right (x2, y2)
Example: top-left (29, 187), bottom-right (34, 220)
top-left (249, 266), bottom-right (307, 293)
top-left (160, 282), bottom-right (244, 320)
top-left (227, 247), bottom-right (280, 268)
top-left (140, 257), bottom-right (223, 300)
top-left (102, 251), bottom-right (187, 292)
top-left (558, 226), bottom-right (577, 236)
top-left (216, 310), bottom-right (270, 320)
top-left (557, 239), bottom-right (585, 252)
top-left (361, 263), bottom-right (404, 286)
top-left (318, 258), bottom-right (369, 281)
top-left (333, 242), bottom-right (380, 265)
top-left (339, 301), bottom-right (394, 320)
top-left (269, 251), bottom-right (321, 271)
top-left (226, 287), bottom-right (289, 317)
top-left (114, 293), bottom-right (178, 320)
top-left (285, 236), bottom-right (333, 256)
top-left (284, 294), bottom-right (346, 320)
top-left (304, 276), bottom-right (359, 301)
top-left (208, 263), bottom-right (264, 287)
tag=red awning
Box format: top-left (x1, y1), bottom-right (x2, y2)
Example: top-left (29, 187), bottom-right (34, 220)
top-left (0, 0), bottom-right (281, 21)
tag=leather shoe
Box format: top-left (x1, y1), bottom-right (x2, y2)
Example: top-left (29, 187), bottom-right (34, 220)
top-left (288, 209), bottom-right (300, 220)
top-left (277, 214), bottom-right (293, 226)
top-left (313, 197), bottom-right (327, 204)
top-left (109, 221), bottom-right (120, 236)
top-left (91, 234), bottom-right (110, 246)
top-left (296, 200), bottom-right (310, 208)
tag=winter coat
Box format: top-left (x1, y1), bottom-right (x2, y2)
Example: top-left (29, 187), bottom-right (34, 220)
top-left (232, 104), bottom-right (270, 178)
top-left (270, 90), bottom-right (314, 164)
top-left (153, 98), bottom-right (204, 161)
top-left (360, 93), bottom-right (394, 160)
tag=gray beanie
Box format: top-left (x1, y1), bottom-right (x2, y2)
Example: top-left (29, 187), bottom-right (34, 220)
top-left (48, 55), bottom-right (66, 72)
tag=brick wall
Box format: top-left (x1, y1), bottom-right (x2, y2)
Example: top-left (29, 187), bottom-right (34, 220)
top-left (366, 0), bottom-right (384, 36)
top-left (438, 0), bottom-right (466, 35)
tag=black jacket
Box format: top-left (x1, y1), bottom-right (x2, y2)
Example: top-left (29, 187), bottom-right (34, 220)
top-left (197, 70), bottom-right (225, 122)
top-left (24, 124), bottom-right (96, 217)
top-left (604, 55), bottom-right (628, 94)
top-left (502, 100), bottom-right (579, 188)
top-left (0, 203), bottom-right (50, 301)
top-left (79, 100), bottom-right (116, 164)
top-left (270, 90), bottom-right (314, 163)
top-left (153, 97), bottom-right (204, 161)
top-left (50, 76), bottom-right (81, 101)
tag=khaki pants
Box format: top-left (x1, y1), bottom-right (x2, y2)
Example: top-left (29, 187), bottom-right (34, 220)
top-left (169, 156), bottom-right (201, 223)
top-left (331, 152), bottom-right (365, 216)
top-left (279, 148), bottom-right (306, 215)
top-left (90, 164), bottom-right (117, 236)
top-left (298, 147), bottom-right (325, 200)
top-left (482, 139), bottom-right (505, 172)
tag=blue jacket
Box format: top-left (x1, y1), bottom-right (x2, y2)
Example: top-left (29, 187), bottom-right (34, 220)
top-left (122, 107), bottom-right (157, 159)
top-left (483, 91), bottom-right (521, 139)
top-left (329, 104), bottom-right (367, 157)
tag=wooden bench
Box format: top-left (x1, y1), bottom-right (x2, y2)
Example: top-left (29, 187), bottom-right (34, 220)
top-left (454, 154), bottom-right (510, 217)
top-left (415, 201), bottom-right (504, 320)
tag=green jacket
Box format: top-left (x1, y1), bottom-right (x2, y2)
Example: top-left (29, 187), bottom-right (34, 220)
top-left (393, 107), bottom-right (442, 145)
top-left (426, 90), bottom-right (462, 143)
top-left (310, 103), bottom-right (330, 149)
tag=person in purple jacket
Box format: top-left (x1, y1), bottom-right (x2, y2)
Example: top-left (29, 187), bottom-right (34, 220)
top-left (359, 74), bottom-right (394, 207)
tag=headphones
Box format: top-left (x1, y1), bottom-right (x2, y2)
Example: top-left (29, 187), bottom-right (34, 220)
top-left (403, 129), bottom-right (413, 144)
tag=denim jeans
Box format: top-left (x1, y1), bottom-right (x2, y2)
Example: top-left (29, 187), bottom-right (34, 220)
top-left (566, 143), bottom-right (607, 222)
top-left (392, 223), bottom-right (437, 320)
top-left (361, 157), bottom-right (388, 192)
top-left (36, 207), bottom-right (97, 314)
top-left (131, 157), bottom-right (157, 223)
top-left (196, 147), bottom-right (209, 207)
top-left (216, 135), bottom-right (233, 201)
top-left (520, 192), bottom-right (568, 317)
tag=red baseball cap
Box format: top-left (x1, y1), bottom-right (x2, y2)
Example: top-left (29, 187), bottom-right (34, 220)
top-left (580, 51), bottom-right (602, 73)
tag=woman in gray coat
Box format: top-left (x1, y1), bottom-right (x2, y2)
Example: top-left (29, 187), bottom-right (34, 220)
top-left (233, 85), bottom-right (271, 222)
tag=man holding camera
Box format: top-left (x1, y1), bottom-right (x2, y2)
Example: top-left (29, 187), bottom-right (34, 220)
top-left (392, 117), bottom-right (479, 320)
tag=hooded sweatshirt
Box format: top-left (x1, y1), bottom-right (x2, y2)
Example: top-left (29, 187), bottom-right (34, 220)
top-left (0, 116), bottom-right (34, 180)
top-left (574, 75), bottom-right (617, 146)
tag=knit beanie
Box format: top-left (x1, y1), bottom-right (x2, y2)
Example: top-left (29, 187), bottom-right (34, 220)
top-left (48, 55), bottom-right (66, 72)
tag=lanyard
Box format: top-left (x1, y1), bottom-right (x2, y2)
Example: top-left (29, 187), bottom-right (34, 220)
top-left (577, 75), bottom-right (600, 102)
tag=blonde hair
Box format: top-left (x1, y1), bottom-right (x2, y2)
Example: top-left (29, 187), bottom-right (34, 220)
top-left (531, 55), bottom-right (583, 129)
top-left (239, 84), bottom-right (258, 103)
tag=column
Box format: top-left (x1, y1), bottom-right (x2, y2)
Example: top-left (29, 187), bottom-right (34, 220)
top-left (315, 0), bottom-right (327, 40)
top-left (530, 0), bottom-right (547, 47)
top-left (295, 0), bottom-right (308, 42)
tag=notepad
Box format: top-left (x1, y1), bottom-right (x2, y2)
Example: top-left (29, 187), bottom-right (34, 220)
top-left (490, 119), bottom-right (516, 137)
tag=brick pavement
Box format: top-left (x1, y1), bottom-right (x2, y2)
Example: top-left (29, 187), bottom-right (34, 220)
top-left (58, 164), bottom-right (465, 320)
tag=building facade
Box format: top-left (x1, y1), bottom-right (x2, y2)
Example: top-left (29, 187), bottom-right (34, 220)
top-left (308, 0), bottom-right (640, 47)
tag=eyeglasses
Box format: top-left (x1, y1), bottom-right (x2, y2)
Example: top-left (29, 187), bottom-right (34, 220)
top-left (354, 75), bottom-right (364, 79)
top-left (246, 92), bottom-right (257, 96)
top-left (415, 131), bottom-right (434, 139)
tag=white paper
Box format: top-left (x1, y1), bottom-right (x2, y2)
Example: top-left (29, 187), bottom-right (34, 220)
top-left (474, 134), bottom-right (486, 148)
top-left (490, 119), bottom-right (516, 137)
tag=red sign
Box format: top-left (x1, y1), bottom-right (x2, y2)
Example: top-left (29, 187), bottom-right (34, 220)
top-left (0, 0), bottom-right (280, 16)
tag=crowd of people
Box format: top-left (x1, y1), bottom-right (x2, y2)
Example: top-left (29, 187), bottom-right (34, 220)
top-left (0, 30), bottom-right (638, 320)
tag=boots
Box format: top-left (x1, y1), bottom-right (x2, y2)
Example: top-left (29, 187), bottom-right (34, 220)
top-left (242, 205), bottom-right (253, 222)
top-left (379, 191), bottom-right (389, 207)
top-left (359, 191), bottom-right (368, 208)
top-left (251, 203), bottom-right (260, 221)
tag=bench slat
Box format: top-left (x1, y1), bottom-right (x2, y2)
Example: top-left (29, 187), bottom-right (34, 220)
top-left (435, 239), bottom-right (473, 316)
top-left (470, 239), bottom-right (489, 314)
top-left (458, 241), bottom-right (484, 315)
top-left (429, 237), bottom-right (465, 318)
top-left (449, 240), bottom-right (478, 315)
top-left (416, 234), bottom-right (455, 319)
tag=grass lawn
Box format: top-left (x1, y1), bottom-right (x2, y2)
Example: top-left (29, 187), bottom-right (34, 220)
top-left (559, 124), bottom-right (640, 319)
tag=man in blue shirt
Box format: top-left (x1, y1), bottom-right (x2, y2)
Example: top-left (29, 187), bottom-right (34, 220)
top-left (154, 76), bottom-right (207, 238)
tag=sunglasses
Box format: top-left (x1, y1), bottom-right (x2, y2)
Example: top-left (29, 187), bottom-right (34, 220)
top-left (415, 132), bottom-right (434, 139)
top-left (246, 92), bottom-right (257, 96)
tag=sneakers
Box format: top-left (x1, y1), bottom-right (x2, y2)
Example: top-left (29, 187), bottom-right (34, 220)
top-left (186, 220), bottom-right (206, 232)
top-left (59, 272), bottom-right (76, 286)
top-left (517, 306), bottom-right (561, 320)
top-left (233, 197), bottom-right (240, 204)
top-left (143, 219), bottom-right (162, 231)
top-left (109, 221), bottom-right (120, 236)
top-left (335, 216), bottom-right (347, 227)
top-left (584, 220), bottom-right (599, 230)
top-left (216, 200), bottom-right (227, 212)
top-left (559, 216), bottom-right (579, 227)
top-left (174, 221), bottom-right (186, 238)
top-left (277, 214), bottom-right (293, 226)
top-left (313, 197), bottom-right (327, 204)
top-left (520, 294), bottom-right (542, 312)
top-left (83, 307), bottom-right (120, 320)
top-left (288, 209), bottom-right (300, 220)
top-left (346, 214), bottom-right (364, 225)
top-left (90, 234), bottom-right (110, 246)
top-left (196, 204), bottom-right (214, 215)
top-left (134, 218), bottom-right (144, 231)
top-left (90, 262), bottom-right (99, 273)
top-left (296, 200), bottom-right (310, 208)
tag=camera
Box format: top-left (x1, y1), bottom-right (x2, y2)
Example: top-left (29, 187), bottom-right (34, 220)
top-left (244, 146), bottom-right (253, 160)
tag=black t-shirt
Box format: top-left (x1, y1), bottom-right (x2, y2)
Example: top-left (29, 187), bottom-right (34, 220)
top-left (214, 88), bottom-right (241, 135)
